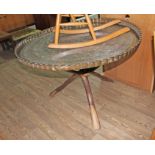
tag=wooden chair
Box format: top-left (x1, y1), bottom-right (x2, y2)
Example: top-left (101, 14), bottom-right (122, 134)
top-left (48, 14), bottom-right (130, 49)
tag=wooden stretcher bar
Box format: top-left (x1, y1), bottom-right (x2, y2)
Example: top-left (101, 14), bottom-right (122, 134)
top-left (60, 22), bottom-right (88, 26)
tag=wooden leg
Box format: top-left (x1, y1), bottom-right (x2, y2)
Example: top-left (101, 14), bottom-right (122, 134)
top-left (49, 73), bottom-right (78, 97)
top-left (85, 14), bottom-right (96, 40)
top-left (69, 14), bottom-right (76, 22)
top-left (81, 75), bottom-right (100, 129)
top-left (91, 71), bottom-right (113, 82)
top-left (54, 14), bottom-right (61, 44)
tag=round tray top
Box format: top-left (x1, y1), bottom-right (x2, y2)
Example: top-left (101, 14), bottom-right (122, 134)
top-left (15, 18), bottom-right (142, 71)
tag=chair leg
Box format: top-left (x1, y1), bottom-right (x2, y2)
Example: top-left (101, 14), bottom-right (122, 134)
top-left (81, 75), bottom-right (100, 129)
top-left (54, 14), bottom-right (61, 44)
top-left (69, 14), bottom-right (76, 22)
top-left (49, 73), bottom-right (78, 97)
top-left (85, 14), bottom-right (96, 40)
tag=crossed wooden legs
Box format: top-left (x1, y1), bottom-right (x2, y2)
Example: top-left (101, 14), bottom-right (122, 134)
top-left (49, 70), bottom-right (113, 129)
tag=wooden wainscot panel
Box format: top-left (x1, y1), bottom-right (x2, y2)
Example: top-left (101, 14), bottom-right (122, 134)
top-left (102, 14), bottom-right (155, 92)
top-left (0, 14), bottom-right (34, 32)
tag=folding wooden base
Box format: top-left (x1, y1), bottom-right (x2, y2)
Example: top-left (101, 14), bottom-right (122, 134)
top-left (49, 68), bottom-right (113, 129)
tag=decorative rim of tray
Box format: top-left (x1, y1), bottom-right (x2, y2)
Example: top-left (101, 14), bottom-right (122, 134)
top-left (15, 17), bottom-right (142, 71)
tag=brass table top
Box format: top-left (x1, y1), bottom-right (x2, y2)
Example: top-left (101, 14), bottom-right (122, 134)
top-left (15, 18), bottom-right (141, 71)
